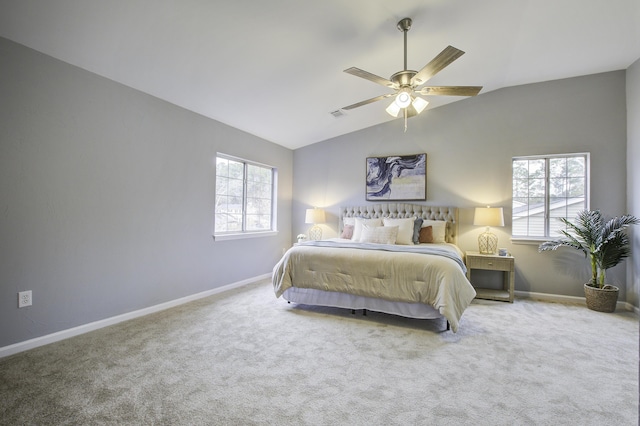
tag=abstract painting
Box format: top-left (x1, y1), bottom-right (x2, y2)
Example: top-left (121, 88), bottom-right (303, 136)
top-left (366, 153), bottom-right (426, 201)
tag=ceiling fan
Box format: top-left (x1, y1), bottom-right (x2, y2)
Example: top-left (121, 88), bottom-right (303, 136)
top-left (341, 17), bottom-right (482, 131)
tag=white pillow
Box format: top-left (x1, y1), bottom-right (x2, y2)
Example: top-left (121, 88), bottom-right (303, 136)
top-left (351, 218), bottom-right (383, 241)
top-left (382, 217), bottom-right (415, 245)
top-left (360, 224), bottom-right (398, 244)
top-left (421, 220), bottom-right (447, 243)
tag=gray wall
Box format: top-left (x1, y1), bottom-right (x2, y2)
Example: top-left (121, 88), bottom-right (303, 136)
top-left (293, 71), bottom-right (630, 301)
top-left (627, 58), bottom-right (640, 307)
top-left (0, 38), bottom-right (293, 348)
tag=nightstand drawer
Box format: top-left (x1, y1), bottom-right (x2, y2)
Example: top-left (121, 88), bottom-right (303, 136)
top-left (466, 256), bottom-right (513, 271)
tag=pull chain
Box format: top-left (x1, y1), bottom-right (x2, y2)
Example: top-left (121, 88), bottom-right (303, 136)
top-left (404, 109), bottom-right (408, 132)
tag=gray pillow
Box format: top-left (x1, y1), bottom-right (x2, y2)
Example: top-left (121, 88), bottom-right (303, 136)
top-left (412, 218), bottom-right (423, 244)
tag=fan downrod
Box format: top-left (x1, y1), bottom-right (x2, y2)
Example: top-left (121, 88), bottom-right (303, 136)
top-left (397, 18), bottom-right (413, 71)
top-left (392, 18), bottom-right (415, 74)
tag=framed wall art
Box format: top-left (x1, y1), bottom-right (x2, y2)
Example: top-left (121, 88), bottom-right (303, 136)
top-left (366, 153), bottom-right (426, 201)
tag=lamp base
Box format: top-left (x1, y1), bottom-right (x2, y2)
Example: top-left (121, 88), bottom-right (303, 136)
top-left (478, 230), bottom-right (498, 254)
top-left (308, 225), bottom-right (322, 241)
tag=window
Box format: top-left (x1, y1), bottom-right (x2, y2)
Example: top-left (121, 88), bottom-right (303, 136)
top-left (215, 154), bottom-right (276, 239)
top-left (512, 153), bottom-right (589, 239)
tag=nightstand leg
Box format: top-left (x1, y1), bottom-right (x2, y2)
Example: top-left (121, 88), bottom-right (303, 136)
top-left (509, 270), bottom-right (514, 302)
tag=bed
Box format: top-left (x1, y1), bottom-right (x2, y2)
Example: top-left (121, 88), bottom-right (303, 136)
top-left (272, 204), bottom-right (476, 332)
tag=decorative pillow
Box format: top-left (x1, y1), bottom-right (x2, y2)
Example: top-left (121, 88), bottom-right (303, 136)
top-left (419, 226), bottom-right (434, 243)
top-left (340, 224), bottom-right (354, 239)
top-left (382, 217), bottom-right (415, 245)
top-left (360, 224), bottom-right (398, 245)
top-left (351, 218), bottom-right (383, 241)
top-left (421, 220), bottom-right (447, 243)
top-left (412, 218), bottom-right (424, 244)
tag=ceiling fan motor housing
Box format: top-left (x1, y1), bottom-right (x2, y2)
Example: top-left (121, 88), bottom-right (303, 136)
top-left (390, 70), bottom-right (417, 87)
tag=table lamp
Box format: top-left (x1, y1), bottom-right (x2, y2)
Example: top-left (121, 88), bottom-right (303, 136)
top-left (473, 206), bottom-right (504, 254)
top-left (305, 208), bottom-right (326, 240)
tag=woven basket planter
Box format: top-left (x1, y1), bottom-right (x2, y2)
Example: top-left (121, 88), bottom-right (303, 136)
top-left (584, 283), bottom-right (619, 313)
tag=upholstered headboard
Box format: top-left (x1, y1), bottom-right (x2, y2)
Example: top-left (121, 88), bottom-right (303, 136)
top-left (339, 204), bottom-right (459, 244)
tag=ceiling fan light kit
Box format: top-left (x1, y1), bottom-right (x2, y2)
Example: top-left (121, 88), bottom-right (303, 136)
top-left (385, 95), bottom-right (428, 118)
top-left (342, 17), bottom-right (482, 131)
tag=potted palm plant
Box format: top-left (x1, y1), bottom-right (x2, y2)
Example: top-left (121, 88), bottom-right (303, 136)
top-left (538, 210), bottom-right (639, 312)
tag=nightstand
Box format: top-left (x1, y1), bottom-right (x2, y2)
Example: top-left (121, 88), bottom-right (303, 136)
top-left (465, 251), bottom-right (515, 303)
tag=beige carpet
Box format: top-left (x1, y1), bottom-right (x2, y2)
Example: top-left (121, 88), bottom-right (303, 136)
top-left (0, 279), bottom-right (638, 425)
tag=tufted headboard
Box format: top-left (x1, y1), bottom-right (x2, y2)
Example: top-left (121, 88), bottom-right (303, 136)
top-left (339, 204), bottom-right (459, 244)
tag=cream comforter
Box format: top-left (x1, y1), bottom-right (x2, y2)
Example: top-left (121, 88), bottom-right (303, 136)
top-left (272, 239), bottom-right (476, 332)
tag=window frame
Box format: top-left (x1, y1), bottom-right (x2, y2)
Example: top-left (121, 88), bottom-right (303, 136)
top-left (213, 153), bottom-right (278, 241)
top-left (511, 152), bottom-right (590, 244)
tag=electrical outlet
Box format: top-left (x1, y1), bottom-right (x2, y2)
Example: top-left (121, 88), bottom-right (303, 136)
top-left (18, 290), bottom-right (32, 308)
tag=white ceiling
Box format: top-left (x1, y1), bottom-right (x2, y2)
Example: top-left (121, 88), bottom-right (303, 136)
top-left (1, 0), bottom-right (639, 149)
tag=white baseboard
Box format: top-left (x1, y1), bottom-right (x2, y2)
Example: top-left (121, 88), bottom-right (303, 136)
top-left (514, 290), bottom-right (639, 314)
top-left (0, 274), bottom-right (270, 359)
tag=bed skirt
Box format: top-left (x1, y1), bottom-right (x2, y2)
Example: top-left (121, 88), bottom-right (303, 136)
top-left (282, 287), bottom-right (442, 319)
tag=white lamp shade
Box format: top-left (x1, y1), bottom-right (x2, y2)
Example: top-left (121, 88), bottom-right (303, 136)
top-left (473, 207), bottom-right (505, 227)
top-left (412, 96), bottom-right (429, 114)
top-left (305, 208), bottom-right (326, 224)
top-left (385, 101), bottom-right (402, 117)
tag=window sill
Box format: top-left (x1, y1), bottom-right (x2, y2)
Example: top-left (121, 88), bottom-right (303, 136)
top-left (510, 237), bottom-right (550, 245)
top-left (213, 231), bottom-right (278, 242)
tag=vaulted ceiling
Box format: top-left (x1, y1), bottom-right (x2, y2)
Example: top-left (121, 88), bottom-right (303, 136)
top-left (1, 1), bottom-right (638, 149)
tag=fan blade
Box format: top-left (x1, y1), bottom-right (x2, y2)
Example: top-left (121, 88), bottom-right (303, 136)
top-left (416, 86), bottom-right (483, 97)
top-left (344, 67), bottom-right (396, 89)
top-left (342, 93), bottom-right (395, 110)
top-left (410, 46), bottom-right (465, 86)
